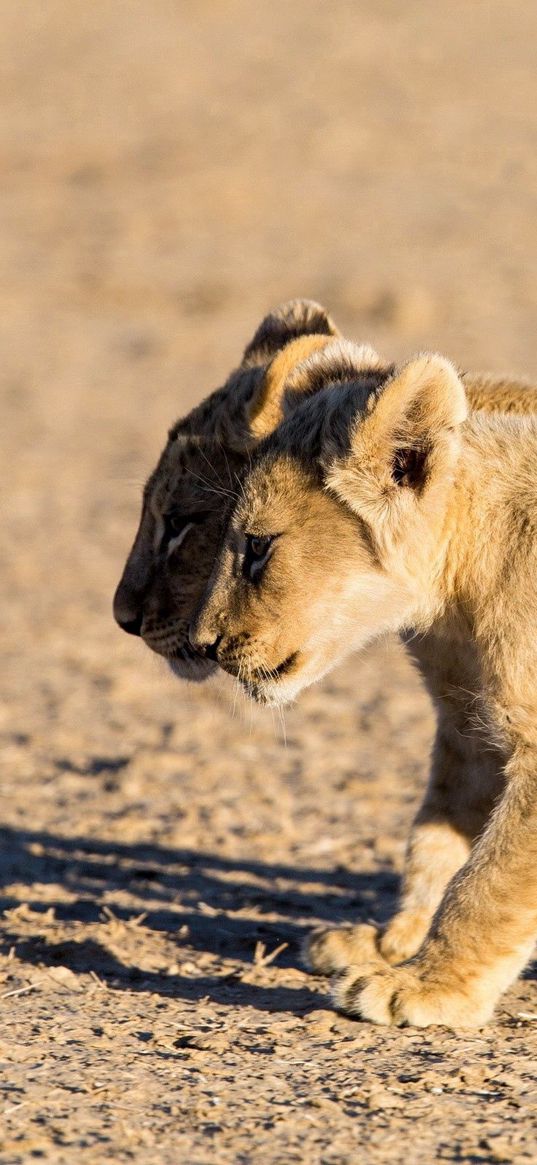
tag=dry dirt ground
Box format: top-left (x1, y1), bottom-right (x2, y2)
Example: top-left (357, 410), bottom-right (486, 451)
top-left (2, 3), bottom-right (537, 1163)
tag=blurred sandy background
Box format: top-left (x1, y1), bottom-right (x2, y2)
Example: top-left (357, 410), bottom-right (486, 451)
top-left (2, 4), bottom-right (537, 1163)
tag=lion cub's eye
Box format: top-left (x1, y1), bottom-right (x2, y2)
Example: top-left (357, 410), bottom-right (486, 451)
top-left (161, 511), bottom-right (205, 554)
top-left (250, 535), bottom-right (271, 558)
top-left (244, 534), bottom-right (275, 582)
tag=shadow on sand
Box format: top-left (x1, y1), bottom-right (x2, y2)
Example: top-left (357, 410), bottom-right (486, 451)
top-left (0, 826), bottom-right (399, 1014)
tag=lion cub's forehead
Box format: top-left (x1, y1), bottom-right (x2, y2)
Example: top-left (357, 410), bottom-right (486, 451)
top-left (235, 455), bottom-right (314, 530)
top-left (148, 435), bottom-right (229, 515)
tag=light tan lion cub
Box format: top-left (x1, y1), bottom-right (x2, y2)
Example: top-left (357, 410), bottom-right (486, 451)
top-left (114, 294), bottom-right (534, 679)
top-left (191, 339), bottom-right (537, 1028)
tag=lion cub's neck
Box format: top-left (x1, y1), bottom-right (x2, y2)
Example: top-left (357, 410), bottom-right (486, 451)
top-left (437, 414), bottom-right (537, 611)
top-left (410, 411), bottom-right (537, 749)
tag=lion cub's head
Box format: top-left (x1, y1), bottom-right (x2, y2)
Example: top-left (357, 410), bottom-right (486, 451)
top-left (113, 299), bottom-right (340, 679)
top-left (190, 343), bottom-right (468, 703)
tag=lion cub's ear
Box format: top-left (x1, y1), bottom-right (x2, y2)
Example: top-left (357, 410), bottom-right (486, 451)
top-left (327, 353), bottom-right (468, 531)
top-left (242, 298), bottom-right (340, 368)
top-left (249, 337), bottom-right (385, 439)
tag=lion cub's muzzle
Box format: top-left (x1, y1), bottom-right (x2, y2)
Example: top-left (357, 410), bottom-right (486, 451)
top-left (114, 578), bottom-right (216, 678)
top-left (189, 623), bottom-right (299, 697)
top-left (190, 632), bottom-right (246, 679)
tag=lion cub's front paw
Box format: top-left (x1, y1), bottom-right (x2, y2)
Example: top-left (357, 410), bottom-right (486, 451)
top-left (304, 922), bottom-right (383, 976)
top-left (333, 963), bottom-right (494, 1028)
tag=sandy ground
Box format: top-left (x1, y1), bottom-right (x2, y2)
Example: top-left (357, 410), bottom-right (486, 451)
top-left (2, 3), bottom-right (537, 1162)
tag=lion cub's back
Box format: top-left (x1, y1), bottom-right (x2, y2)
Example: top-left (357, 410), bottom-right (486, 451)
top-left (463, 373), bottom-right (537, 416)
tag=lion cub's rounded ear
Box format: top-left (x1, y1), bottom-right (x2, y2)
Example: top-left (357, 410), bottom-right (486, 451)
top-left (327, 353), bottom-right (468, 516)
top-left (283, 338), bottom-right (385, 402)
top-left (249, 337), bottom-right (387, 439)
top-left (358, 353), bottom-right (468, 480)
top-left (248, 333), bottom-right (334, 438)
top-left (242, 298), bottom-right (340, 368)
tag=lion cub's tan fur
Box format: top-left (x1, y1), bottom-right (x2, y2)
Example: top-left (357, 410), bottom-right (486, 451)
top-left (192, 340), bottom-right (537, 1028)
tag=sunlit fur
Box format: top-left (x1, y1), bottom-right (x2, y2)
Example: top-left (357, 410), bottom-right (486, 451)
top-left (113, 299), bottom-right (340, 678)
top-left (192, 341), bottom-right (537, 1028)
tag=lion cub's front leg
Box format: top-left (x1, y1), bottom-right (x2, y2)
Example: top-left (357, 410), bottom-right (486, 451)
top-left (307, 719), bottom-right (505, 975)
top-left (334, 753), bottom-right (537, 1027)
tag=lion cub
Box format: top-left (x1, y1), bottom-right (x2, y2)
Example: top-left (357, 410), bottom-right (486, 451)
top-left (191, 339), bottom-right (537, 1027)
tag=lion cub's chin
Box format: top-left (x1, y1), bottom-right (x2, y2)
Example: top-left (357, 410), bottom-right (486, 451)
top-left (168, 657), bottom-right (217, 683)
top-left (243, 654), bottom-right (328, 707)
top-left (243, 677), bottom-right (301, 708)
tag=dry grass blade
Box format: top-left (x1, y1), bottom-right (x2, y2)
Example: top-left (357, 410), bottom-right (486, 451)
top-left (1, 982), bottom-right (41, 999)
top-left (253, 941), bottom-right (289, 968)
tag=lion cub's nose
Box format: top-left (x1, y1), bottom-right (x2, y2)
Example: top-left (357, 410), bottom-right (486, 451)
top-left (113, 583), bottom-right (143, 637)
top-left (117, 613), bottom-right (143, 637)
top-left (189, 611), bottom-right (223, 661)
top-left (189, 627), bottom-right (223, 662)
top-left (200, 634), bottom-right (223, 662)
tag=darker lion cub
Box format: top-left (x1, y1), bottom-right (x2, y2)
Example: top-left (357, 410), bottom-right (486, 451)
top-left (191, 339), bottom-right (537, 1027)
